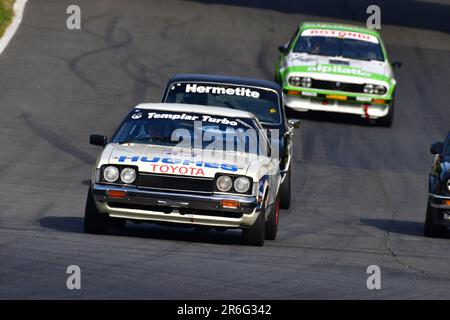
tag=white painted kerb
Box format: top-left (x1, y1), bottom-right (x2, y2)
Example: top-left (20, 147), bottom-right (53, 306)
top-left (0, 0), bottom-right (28, 55)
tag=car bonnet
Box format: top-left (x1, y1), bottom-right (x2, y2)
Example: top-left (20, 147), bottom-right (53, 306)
top-left (102, 143), bottom-right (262, 179)
top-left (284, 53), bottom-right (391, 82)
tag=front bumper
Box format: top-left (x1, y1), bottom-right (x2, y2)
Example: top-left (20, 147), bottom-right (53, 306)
top-left (284, 94), bottom-right (390, 119)
top-left (92, 184), bottom-right (260, 228)
top-left (429, 193), bottom-right (450, 226)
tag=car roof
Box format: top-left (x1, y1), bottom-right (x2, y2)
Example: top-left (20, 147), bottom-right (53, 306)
top-left (166, 74), bottom-right (282, 93)
top-left (134, 102), bottom-right (255, 119)
top-left (300, 22), bottom-right (381, 38)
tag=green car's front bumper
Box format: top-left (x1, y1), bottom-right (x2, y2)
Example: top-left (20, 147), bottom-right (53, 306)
top-left (283, 87), bottom-right (393, 119)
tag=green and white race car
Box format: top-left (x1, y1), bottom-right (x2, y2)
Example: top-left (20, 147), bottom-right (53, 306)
top-left (275, 22), bottom-right (401, 126)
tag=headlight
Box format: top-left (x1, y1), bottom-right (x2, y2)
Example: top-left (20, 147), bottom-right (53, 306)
top-left (300, 77), bottom-right (312, 88)
top-left (363, 84), bottom-right (387, 95)
top-left (447, 179), bottom-right (450, 191)
top-left (120, 167), bottom-right (136, 184)
top-left (288, 76), bottom-right (312, 88)
top-left (234, 177), bottom-right (251, 193)
top-left (216, 175), bottom-right (233, 192)
top-left (363, 84), bottom-right (374, 94)
top-left (288, 76), bottom-right (301, 86)
top-left (374, 85), bottom-right (387, 95)
top-left (103, 166), bottom-right (119, 182)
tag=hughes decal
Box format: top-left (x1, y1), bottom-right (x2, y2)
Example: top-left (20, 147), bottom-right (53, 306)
top-left (117, 156), bottom-right (239, 176)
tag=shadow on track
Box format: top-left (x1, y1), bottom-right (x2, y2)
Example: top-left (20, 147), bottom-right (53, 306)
top-left (188, 0), bottom-right (450, 33)
top-left (361, 218), bottom-right (450, 238)
top-left (39, 216), bottom-right (244, 245)
top-left (286, 108), bottom-right (379, 127)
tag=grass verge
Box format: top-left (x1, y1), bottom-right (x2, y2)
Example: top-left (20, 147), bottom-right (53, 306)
top-left (0, 0), bottom-right (14, 38)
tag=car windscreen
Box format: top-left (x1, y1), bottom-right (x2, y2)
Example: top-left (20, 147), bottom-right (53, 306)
top-left (164, 82), bottom-right (281, 125)
top-left (112, 110), bottom-right (267, 155)
top-left (293, 35), bottom-right (384, 62)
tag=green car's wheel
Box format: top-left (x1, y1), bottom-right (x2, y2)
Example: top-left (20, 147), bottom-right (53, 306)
top-left (376, 94), bottom-right (395, 127)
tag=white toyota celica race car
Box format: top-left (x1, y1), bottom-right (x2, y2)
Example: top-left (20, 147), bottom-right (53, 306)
top-left (86, 103), bottom-right (281, 246)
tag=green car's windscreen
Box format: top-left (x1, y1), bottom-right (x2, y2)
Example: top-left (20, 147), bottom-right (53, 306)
top-left (294, 36), bottom-right (384, 62)
top-left (164, 82), bottom-right (281, 124)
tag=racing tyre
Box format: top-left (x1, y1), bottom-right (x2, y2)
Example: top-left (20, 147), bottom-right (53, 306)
top-left (265, 196), bottom-right (280, 240)
top-left (424, 202), bottom-right (447, 238)
top-left (243, 205), bottom-right (265, 246)
top-left (84, 188), bottom-right (109, 234)
top-left (109, 217), bottom-right (126, 229)
top-left (280, 169), bottom-right (291, 209)
top-left (376, 99), bottom-right (395, 127)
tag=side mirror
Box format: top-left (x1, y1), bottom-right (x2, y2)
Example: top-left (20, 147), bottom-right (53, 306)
top-left (288, 119), bottom-right (301, 129)
top-left (278, 45), bottom-right (288, 54)
top-left (90, 134), bottom-right (108, 147)
top-left (391, 61), bottom-right (402, 69)
top-left (430, 141), bottom-right (443, 155)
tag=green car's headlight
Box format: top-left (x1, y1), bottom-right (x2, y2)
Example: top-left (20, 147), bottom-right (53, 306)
top-left (289, 76), bottom-right (311, 88)
top-left (374, 85), bottom-right (387, 95)
top-left (288, 76), bottom-right (301, 86)
top-left (364, 84), bottom-right (387, 95)
top-left (363, 84), bottom-right (374, 94)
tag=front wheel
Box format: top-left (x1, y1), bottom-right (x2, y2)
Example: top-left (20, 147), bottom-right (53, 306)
top-left (375, 99), bottom-right (395, 127)
top-left (84, 188), bottom-right (108, 234)
top-left (265, 196), bottom-right (280, 240)
top-left (84, 188), bottom-right (126, 234)
top-left (279, 169), bottom-right (291, 209)
top-left (424, 202), bottom-right (447, 238)
top-left (243, 206), bottom-right (265, 246)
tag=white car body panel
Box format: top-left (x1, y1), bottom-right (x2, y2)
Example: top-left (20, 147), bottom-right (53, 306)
top-left (91, 103), bottom-right (281, 228)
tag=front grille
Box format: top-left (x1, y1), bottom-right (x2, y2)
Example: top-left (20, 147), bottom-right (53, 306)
top-left (138, 173), bottom-right (214, 193)
top-left (108, 202), bottom-right (173, 213)
top-left (311, 79), bottom-right (365, 93)
top-left (107, 202), bottom-right (242, 218)
top-left (179, 208), bottom-right (243, 219)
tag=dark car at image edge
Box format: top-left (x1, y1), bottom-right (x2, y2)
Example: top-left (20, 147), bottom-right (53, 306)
top-left (426, 131), bottom-right (450, 237)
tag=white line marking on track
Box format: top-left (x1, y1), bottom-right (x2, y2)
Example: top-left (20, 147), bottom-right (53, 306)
top-left (0, 0), bottom-right (28, 56)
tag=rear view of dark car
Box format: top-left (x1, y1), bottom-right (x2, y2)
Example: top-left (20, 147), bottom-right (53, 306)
top-left (426, 131), bottom-right (450, 237)
top-left (161, 74), bottom-right (300, 209)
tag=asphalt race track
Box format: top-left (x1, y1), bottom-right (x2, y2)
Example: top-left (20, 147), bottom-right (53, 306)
top-left (0, 0), bottom-right (449, 299)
